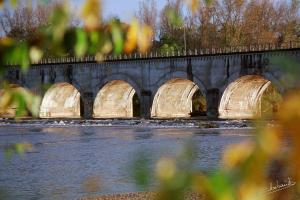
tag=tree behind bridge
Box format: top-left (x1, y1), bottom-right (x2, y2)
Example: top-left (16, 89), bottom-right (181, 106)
top-left (0, 1), bottom-right (80, 42)
top-left (144, 0), bottom-right (300, 51)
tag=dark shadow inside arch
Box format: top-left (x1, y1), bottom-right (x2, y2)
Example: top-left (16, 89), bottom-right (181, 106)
top-left (93, 80), bottom-right (141, 118)
top-left (191, 89), bottom-right (207, 117)
top-left (80, 97), bottom-right (85, 118)
top-left (132, 93), bottom-right (140, 117)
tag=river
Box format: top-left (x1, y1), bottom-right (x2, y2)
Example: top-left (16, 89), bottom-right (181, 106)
top-left (0, 121), bottom-right (253, 200)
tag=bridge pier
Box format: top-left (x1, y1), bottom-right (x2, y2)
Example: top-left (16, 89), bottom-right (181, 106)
top-left (140, 91), bottom-right (152, 118)
top-left (206, 88), bottom-right (220, 119)
top-left (80, 92), bottom-right (94, 119)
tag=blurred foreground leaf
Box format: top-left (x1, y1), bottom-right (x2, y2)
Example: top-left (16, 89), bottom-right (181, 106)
top-left (0, 84), bottom-right (41, 118)
top-left (111, 20), bottom-right (124, 54)
top-left (166, 9), bottom-right (183, 27)
top-left (4, 142), bottom-right (33, 160)
top-left (271, 56), bottom-right (300, 89)
top-left (82, 0), bottom-right (102, 30)
top-left (75, 28), bottom-right (88, 57)
top-left (130, 152), bottom-right (152, 189)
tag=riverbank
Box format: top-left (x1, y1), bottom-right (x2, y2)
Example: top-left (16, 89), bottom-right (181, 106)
top-left (0, 118), bottom-right (258, 129)
top-left (80, 192), bottom-right (204, 200)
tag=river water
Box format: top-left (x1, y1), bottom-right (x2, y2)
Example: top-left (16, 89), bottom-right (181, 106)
top-left (0, 122), bottom-right (253, 200)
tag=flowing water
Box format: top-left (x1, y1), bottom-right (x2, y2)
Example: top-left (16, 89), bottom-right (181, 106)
top-left (0, 121), bottom-right (253, 200)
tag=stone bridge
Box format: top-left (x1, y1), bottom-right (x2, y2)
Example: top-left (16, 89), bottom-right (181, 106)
top-left (3, 45), bottom-right (300, 119)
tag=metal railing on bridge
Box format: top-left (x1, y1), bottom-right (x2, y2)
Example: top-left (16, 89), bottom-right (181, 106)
top-left (6, 41), bottom-right (300, 65)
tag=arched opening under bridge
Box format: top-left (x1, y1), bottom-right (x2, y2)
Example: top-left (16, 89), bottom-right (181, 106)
top-left (219, 75), bottom-right (282, 119)
top-left (40, 82), bottom-right (81, 118)
top-left (93, 80), bottom-right (140, 118)
top-left (151, 78), bottom-right (206, 118)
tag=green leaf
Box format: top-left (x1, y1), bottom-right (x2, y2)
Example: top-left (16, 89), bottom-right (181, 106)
top-left (13, 92), bottom-right (26, 117)
top-left (4, 42), bottom-right (30, 71)
top-left (29, 96), bottom-right (41, 118)
top-left (129, 152), bottom-right (152, 189)
top-left (10, 0), bottom-right (18, 7)
top-left (204, 0), bottom-right (213, 5)
top-left (4, 148), bottom-right (13, 160)
top-left (75, 28), bottom-right (88, 57)
top-left (208, 171), bottom-right (236, 199)
top-left (111, 22), bottom-right (124, 54)
top-left (167, 9), bottom-right (183, 27)
top-left (88, 31), bottom-right (109, 54)
top-left (4, 142), bottom-right (33, 160)
top-left (49, 3), bottom-right (69, 42)
top-left (15, 143), bottom-right (24, 155)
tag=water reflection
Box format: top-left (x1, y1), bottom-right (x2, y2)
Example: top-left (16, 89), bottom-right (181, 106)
top-left (134, 128), bottom-right (153, 140)
top-left (41, 127), bottom-right (82, 135)
top-left (134, 132), bottom-right (153, 140)
top-left (0, 126), bottom-right (252, 200)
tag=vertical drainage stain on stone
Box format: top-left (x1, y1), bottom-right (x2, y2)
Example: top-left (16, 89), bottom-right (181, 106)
top-left (187, 58), bottom-right (193, 81)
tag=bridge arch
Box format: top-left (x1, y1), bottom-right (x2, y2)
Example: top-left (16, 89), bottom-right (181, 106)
top-left (221, 72), bottom-right (284, 95)
top-left (93, 80), bottom-right (141, 118)
top-left (151, 78), bottom-right (206, 118)
top-left (96, 74), bottom-right (142, 98)
top-left (152, 71), bottom-right (207, 98)
top-left (219, 75), bottom-right (282, 119)
top-left (39, 82), bottom-right (81, 118)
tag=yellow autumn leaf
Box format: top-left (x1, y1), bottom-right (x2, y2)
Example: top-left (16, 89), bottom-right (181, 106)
top-left (137, 25), bottom-right (153, 53)
top-left (124, 19), bottom-right (138, 53)
top-left (186, 0), bottom-right (199, 14)
top-left (0, 37), bottom-right (13, 46)
top-left (223, 141), bottom-right (254, 169)
top-left (258, 127), bottom-right (280, 156)
top-left (0, 90), bottom-right (13, 112)
top-left (276, 90), bottom-right (300, 179)
top-left (238, 182), bottom-right (268, 200)
top-left (81, 0), bottom-right (101, 30)
top-left (155, 157), bottom-right (177, 181)
top-left (29, 46), bottom-right (43, 63)
top-left (277, 90), bottom-right (300, 130)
